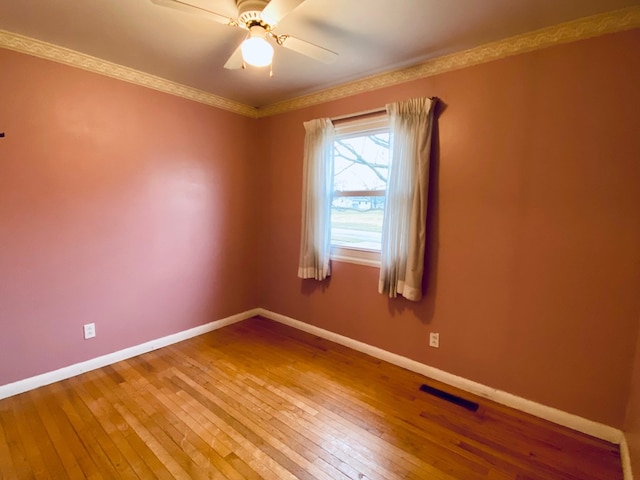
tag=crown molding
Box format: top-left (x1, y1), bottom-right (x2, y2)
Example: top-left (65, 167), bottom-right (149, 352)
top-left (256, 6), bottom-right (640, 117)
top-left (1, 6), bottom-right (638, 119)
top-left (0, 29), bottom-right (258, 118)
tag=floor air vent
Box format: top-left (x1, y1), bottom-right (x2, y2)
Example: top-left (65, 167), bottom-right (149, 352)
top-left (419, 384), bottom-right (480, 412)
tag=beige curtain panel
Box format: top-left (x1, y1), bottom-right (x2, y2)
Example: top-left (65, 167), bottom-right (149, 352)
top-left (378, 97), bottom-right (439, 301)
top-left (297, 118), bottom-right (335, 280)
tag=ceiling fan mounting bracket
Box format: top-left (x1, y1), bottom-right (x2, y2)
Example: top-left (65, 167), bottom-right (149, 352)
top-left (236, 0), bottom-right (269, 27)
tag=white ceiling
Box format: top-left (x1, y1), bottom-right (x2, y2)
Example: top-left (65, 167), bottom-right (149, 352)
top-left (0, 0), bottom-right (636, 107)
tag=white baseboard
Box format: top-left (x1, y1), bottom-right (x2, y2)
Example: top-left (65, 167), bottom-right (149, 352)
top-left (0, 308), bottom-right (260, 401)
top-left (0, 306), bottom-right (625, 449)
top-left (256, 308), bottom-right (623, 445)
top-left (621, 434), bottom-right (635, 480)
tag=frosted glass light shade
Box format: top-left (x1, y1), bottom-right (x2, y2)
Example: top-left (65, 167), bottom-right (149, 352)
top-left (241, 36), bottom-right (274, 68)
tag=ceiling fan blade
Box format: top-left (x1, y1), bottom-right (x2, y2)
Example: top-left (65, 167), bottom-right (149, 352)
top-left (224, 43), bottom-right (244, 69)
top-left (150, 0), bottom-right (234, 25)
top-left (260, 0), bottom-right (305, 26)
top-left (280, 35), bottom-right (338, 64)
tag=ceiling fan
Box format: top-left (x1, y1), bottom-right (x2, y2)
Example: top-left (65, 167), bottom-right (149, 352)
top-left (150, 0), bottom-right (338, 73)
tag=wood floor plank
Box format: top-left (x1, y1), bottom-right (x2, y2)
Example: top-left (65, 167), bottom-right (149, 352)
top-left (97, 367), bottom-right (209, 480)
top-left (122, 350), bottom-right (287, 480)
top-left (0, 410), bottom-right (17, 479)
top-left (116, 375), bottom-right (234, 480)
top-left (0, 397), bottom-right (36, 480)
top-left (155, 377), bottom-right (271, 479)
top-left (29, 386), bottom-right (105, 480)
top-left (11, 394), bottom-right (63, 480)
top-left (171, 373), bottom-right (304, 480)
top-left (27, 389), bottom-right (89, 479)
top-left (170, 366), bottom-right (346, 480)
top-left (184, 329), bottom-right (476, 479)
top-left (87, 370), bottom-right (178, 479)
top-left (0, 316), bottom-right (623, 479)
top-left (149, 384), bottom-right (252, 480)
top-left (155, 347), bottom-right (353, 480)
top-left (165, 336), bottom-right (404, 480)
top-left (173, 389), bottom-right (298, 480)
top-left (61, 378), bottom-right (144, 479)
top-left (73, 376), bottom-right (153, 479)
top-left (48, 381), bottom-right (127, 479)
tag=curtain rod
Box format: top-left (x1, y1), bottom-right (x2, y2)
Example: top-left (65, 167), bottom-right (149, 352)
top-left (330, 97), bottom-right (437, 123)
top-left (331, 107), bottom-right (386, 123)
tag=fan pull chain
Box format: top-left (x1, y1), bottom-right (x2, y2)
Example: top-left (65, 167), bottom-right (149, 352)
top-left (269, 63), bottom-right (273, 78)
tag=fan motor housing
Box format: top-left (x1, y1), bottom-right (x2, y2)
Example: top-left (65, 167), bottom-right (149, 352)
top-left (237, 0), bottom-right (269, 25)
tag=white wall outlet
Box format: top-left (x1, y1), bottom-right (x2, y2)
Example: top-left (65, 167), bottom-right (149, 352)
top-left (429, 332), bottom-right (440, 348)
top-left (83, 323), bottom-right (96, 340)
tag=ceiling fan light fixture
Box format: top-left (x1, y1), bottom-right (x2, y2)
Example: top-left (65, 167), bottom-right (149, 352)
top-left (241, 26), bottom-right (274, 67)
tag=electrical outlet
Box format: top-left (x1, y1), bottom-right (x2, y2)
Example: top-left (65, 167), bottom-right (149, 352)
top-left (429, 332), bottom-right (439, 348)
top-left (83, 323), bottom-right (96, 340)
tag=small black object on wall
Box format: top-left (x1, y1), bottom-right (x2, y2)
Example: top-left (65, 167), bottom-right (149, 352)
top-left (0, 132), bottom-right (5, 138)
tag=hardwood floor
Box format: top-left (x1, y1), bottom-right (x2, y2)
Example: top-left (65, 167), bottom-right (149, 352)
top-left (0, 316), bottom-right (622, 479)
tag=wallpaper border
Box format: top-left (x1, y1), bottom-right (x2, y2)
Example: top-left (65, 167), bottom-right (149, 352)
top-left (257, 6), bottom-right (640, 117)
top-left (1, 6), bottom-right (638, 119)
top-left (0, 29), bottom-right (258, 118)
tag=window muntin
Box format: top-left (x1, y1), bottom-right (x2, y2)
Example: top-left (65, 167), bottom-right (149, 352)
top-left (330, 115), bottom-right (390, 259)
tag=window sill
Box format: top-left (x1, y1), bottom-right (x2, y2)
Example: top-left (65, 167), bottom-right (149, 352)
top-left (331, 246), bottom-right (380, 268)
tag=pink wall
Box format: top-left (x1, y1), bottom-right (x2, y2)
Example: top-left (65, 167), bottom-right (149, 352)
top-left (0, 49), bottom-right (261, 385)
top-left (258, 29), bottom-right (640, 428)
top-left (625, 320), bottom-right (640, 476)
top-left (2, 28), bottom-right (639, 434)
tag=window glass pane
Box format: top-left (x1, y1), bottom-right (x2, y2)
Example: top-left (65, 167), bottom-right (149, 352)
top-left (331, 197), bottom-right (385, 250)
top-left (333, 133), bottom-right (390, 192)
top-left (331, 130), bottom-right (389, 252)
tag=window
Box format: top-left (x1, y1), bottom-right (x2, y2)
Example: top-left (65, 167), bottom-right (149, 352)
top-left (299, 98), bottom-right (436, 294)
top-left (330, 114), bottom-right (390, 266)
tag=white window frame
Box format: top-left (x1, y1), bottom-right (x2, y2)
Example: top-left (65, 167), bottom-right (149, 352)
top-left (330, 113), bottom-right (390, 268)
